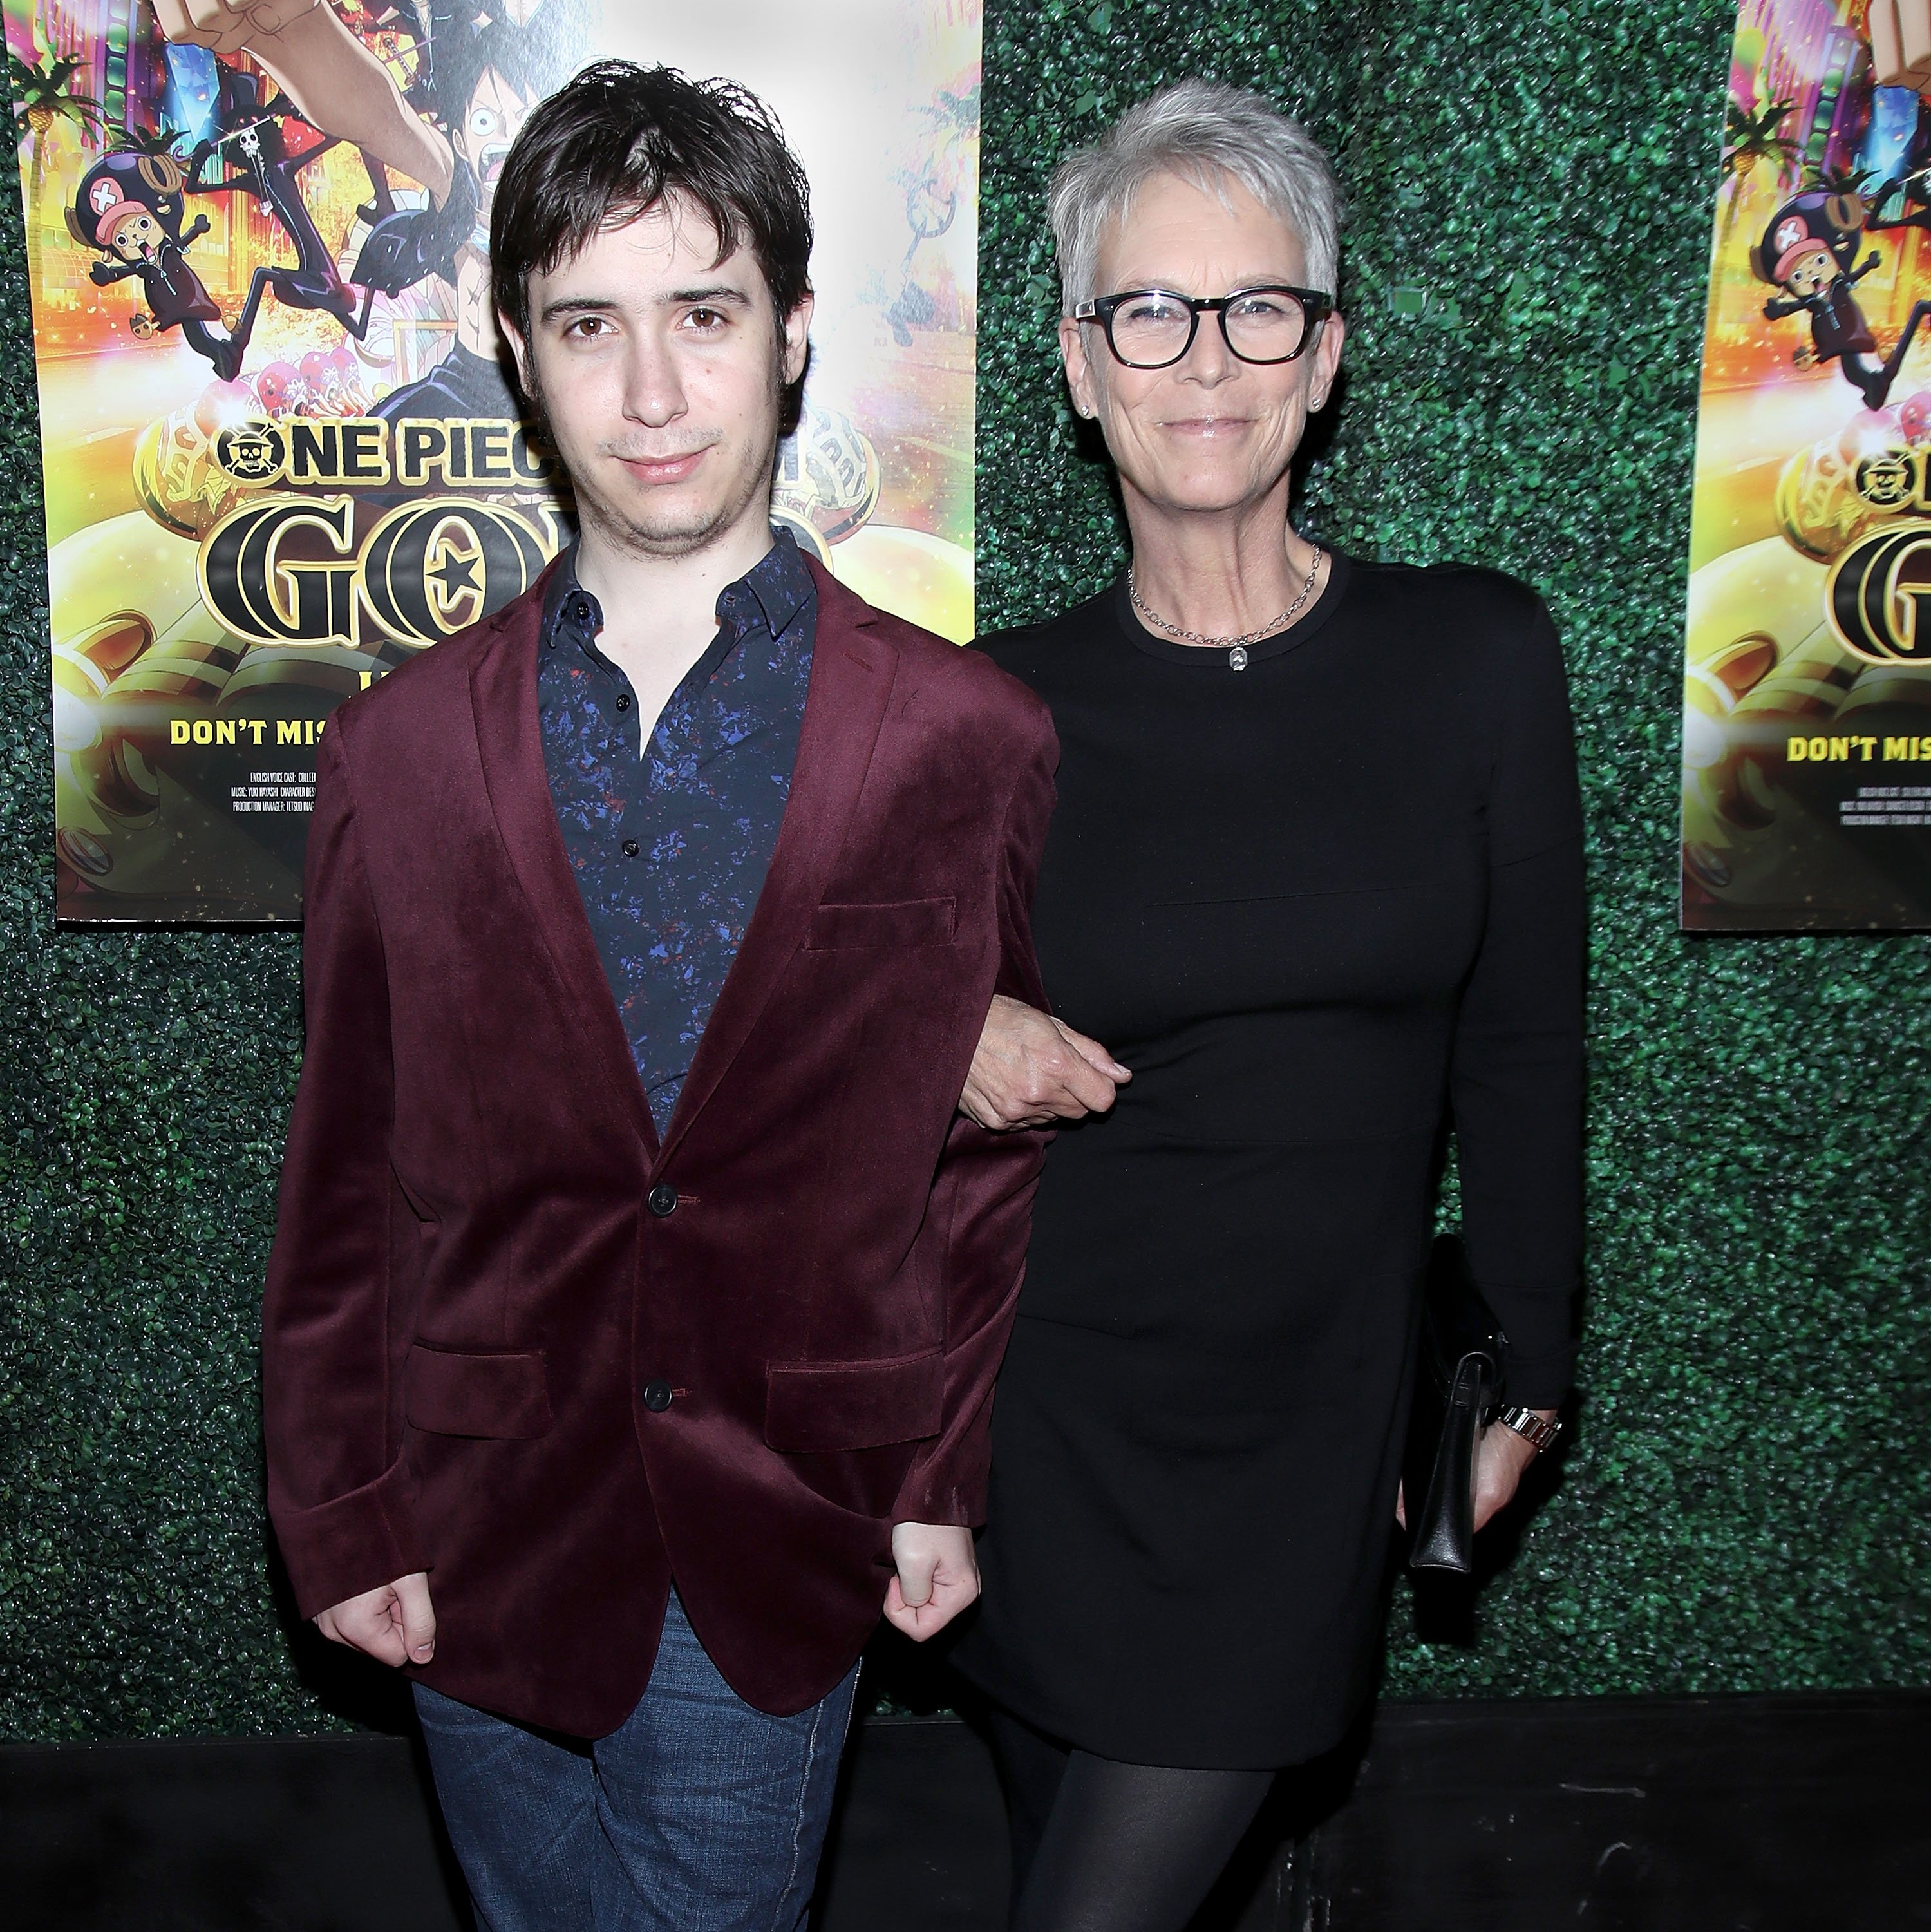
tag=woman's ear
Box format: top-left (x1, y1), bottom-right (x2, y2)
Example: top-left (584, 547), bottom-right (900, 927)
top-left (1308, 309), bottom-right (1346, 411)
top-left (1060, 312), bottom-right (1100, 419)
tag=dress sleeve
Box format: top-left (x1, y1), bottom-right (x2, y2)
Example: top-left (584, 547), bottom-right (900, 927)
top-left (1449, 596), bottom-right (1586, 1409)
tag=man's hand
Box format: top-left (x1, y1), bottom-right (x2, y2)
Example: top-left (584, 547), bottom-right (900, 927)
top-left (1395, 1411), bottom-right (1556, 1531)
top-left (153, 0), bottom-right (325, 56)
top-left (315, 1571), bottom-right (437, 1668)
top-left (883, 1522), bottom-right (978, 1641)
top-left (959, 994), bottom-right (1130, 1131)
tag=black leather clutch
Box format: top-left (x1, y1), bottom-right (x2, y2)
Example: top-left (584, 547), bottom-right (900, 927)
top-left (1406, 1233), bottom-right (1508, 1574)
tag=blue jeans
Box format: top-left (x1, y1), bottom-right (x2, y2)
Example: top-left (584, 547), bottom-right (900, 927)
top-left (413, 1590), bottom-right (861, 1932)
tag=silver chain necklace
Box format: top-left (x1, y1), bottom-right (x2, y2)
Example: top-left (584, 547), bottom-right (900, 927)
top-left (1127, 546), bottom-right (1324, 671)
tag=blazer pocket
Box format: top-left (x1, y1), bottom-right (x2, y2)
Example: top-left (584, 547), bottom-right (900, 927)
top-left (765, 1348), bottom-right (944, 1452)
top-left (806, 896), bottom-right (956, 949)
top-left (405, 1343), bottom-right (553, 1441)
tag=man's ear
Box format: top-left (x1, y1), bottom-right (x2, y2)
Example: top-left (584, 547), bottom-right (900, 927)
top-left (781, 292), bottom-right (815, 388)
top-left (499, 314), bottom-right (534, 401)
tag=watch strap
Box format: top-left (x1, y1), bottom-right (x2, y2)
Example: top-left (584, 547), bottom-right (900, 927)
top-left (1494, 1405), bottom-right (1561, 1453)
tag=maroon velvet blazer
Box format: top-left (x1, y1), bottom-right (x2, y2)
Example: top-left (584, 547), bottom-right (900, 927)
top-left (260, 557), bottom-right (1057, 1736)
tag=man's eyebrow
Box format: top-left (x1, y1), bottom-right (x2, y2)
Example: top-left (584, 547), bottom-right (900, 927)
top-left (538, 287), bottom-right (755, 324)
top-left (666, 284), bottom-right (754, 307)
top-left (540, 296), bottom-right (621, 323)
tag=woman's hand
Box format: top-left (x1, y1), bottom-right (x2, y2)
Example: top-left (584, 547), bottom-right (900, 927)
top-left (1471, 1413), bottom-right (1554, 1531)
top-left (959, 994), bottom-right (1131, 1130)
top-left (1394, 1411), bottom-right (1558, 1531)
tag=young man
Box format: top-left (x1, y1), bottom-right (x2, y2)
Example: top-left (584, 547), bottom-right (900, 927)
top-left (260, 62), bottom-right (1056, 1931)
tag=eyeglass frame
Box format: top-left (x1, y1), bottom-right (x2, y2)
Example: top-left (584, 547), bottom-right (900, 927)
top-left (1071, 284), bottom-right (1336, 369)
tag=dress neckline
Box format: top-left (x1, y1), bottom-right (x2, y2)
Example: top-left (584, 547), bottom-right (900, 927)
top-left (1109, 549), bottom-right (1353, 667)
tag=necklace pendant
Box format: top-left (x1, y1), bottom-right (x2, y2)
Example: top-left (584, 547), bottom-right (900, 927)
top-left (1229, 645), bottom-right (1249, 672)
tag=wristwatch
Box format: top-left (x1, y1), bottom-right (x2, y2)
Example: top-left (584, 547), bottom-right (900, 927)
top-left (1494, 1406), bottom-right (1562, 1454)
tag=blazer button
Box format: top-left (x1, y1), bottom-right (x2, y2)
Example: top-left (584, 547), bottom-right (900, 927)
top-left (642, 1380), bottom-right (675, 1412)
top-left (622, 838), bottom-right (641, 858)
top-left (648, 1183), bottom-right (678, 1217)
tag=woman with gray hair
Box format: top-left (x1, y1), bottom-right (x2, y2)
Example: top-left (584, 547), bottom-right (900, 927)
top-left (950, 79), bottom-right (1585, 1929)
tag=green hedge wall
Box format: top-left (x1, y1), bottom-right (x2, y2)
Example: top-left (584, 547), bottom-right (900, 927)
top-left (5, 0), bottom-right (1929, 1741)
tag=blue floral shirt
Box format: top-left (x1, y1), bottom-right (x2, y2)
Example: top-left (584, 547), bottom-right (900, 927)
top-left (538, 531), bottom-right (817, 1133)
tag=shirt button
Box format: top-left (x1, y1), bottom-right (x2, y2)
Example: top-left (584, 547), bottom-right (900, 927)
top-left (648, 1182), bottom-right (678, 1217)
top-left (642, 1380), bottom-right (674, 1412)
top-left (572, 599), bottom-right (592, 623)
top-left (615, 693), bottom-right (631, 711)
top-left (622, 838), bottom-right (640, 857)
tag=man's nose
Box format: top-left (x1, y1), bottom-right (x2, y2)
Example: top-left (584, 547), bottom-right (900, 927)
top-left (621, 336), bottom-right (688, 426)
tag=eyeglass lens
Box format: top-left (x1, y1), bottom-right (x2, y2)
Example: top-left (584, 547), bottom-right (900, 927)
top-left (1107, 290), bottom-right (1310, 366)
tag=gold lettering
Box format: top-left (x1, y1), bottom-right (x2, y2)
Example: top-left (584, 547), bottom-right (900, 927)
top-left (469, 423), bottom-right (513, 480)
top-left (397, 421), bottom-right (447, 486)
top-left (340, 419), bottom-right (388, 482)
top-left (289, 421), bottom-right (338, 480)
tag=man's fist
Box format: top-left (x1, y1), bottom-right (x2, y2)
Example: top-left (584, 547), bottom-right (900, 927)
top-left (959, 994), bottom-right (1130, 1131)
top-left (153, 0), bottom-right (325, 55)
top-left (315, 1571), bottom-right (437, 1668)
top-left (883, 1523), bottom-right (978, 1641)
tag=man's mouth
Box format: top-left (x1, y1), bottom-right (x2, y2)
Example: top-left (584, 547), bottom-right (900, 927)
top-left (480, 142), bottom-right (511, 186)
top-left (613, 446), bottom-right (710, 484)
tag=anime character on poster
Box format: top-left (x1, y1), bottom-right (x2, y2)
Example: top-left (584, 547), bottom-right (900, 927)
top-left (1754, 186), bottom-right (1931, 410)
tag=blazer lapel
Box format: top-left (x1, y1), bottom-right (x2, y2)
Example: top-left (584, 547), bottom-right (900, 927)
top-left (656, 561), bottom-right (898, 1165)
top-left (467, 587), bottom-right (659, 1152)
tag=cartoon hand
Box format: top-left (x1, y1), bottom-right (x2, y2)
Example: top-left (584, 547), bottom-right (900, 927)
top-left (153, 0), bottom-right (325, 55)
top-left (1793, 345), bottom-right (1818, 368)
top-left (88, 261), bottom-right (117, 285)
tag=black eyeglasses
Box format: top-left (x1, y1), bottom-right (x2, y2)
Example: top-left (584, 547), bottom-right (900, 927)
top-left (1073, 285), bottom-right (1334, 369)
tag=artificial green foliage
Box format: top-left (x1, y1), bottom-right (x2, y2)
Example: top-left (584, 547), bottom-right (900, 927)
top-left (3, 0), bottom-right (1928, 1741)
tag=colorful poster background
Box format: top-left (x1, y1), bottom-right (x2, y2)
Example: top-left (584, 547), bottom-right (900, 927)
top-left (14, 0), bottom-right (980, 922)
top-left (1684, 0), bottom-right (1931, 928)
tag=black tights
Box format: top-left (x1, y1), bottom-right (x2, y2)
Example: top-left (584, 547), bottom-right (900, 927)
top-left (988, 1709), bottom-right (1274, 1932)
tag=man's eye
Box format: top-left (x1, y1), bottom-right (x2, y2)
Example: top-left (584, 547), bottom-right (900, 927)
top-left (567, 316), bottom-right (609, 339)
top-left (469, 108), bottom-right (500, 139)
top-left (684, 307), bottom-right (728, 332)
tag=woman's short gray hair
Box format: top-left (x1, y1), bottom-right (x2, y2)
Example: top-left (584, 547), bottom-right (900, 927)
top-left (1048, 79), bottom-right (1342, 314)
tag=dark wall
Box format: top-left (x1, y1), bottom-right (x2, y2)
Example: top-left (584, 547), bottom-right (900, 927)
top-left (4, 0), bottom-right (1928, 1741)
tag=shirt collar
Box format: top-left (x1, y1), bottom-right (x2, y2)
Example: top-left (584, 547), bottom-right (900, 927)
top-left (542, 526), bottom-right (813, 652)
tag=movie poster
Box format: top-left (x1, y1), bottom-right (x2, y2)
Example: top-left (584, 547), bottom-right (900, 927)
top-left (14, 0), bottom-right (981, 922)
top-left (1684, 0), bottom-right (1931, 929)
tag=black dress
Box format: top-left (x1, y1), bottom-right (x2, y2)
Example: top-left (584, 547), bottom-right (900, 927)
top-left (952, 555), bottom-right (1585, 1769)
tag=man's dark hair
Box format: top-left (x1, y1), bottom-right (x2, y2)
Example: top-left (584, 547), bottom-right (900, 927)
top-left (417, 0), bottom-right (588, 133)
top-left (491, 61), bottom-right (813, 345)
